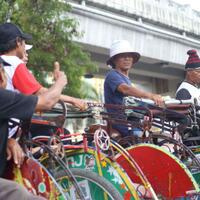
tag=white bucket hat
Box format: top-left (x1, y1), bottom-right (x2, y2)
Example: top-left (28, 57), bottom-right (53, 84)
top-left (106, 40), bottom-right (140, 67)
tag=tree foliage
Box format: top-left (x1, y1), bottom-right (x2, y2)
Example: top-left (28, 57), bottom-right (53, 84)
top-left (0, 0), bottom-right (97, 97)
top-left (81, 80), bottom-right (99, 100)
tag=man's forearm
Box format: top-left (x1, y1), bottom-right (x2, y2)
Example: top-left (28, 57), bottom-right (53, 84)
top-left (36, 81), bottom-right (65, 111)
top-left (118, 84), bottom-right (163, 105)
top-left (60, 94), bottom-right (76, 104)
top-left (35, 87), bottom-right (74, 104)
top-left (119, 84), bottom-right (153, 99)
top-left (34, 87), bottom-right (48, 95)
top-left (129, 87), bottom-right (153, 99)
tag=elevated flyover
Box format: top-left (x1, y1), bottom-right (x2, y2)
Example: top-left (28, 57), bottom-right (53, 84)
top-left (68, 0), bottom-right (200, 95)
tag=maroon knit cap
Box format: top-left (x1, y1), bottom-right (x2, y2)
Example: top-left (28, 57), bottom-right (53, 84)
top-left (185, 49), bottom-right (200, 70)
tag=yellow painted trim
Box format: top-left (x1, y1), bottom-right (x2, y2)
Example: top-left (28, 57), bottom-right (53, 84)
top-left (112, 143), bottom-right (158, 200)
top-left (95, 150), bottom-right (109, 200)
top-left (65, 148), bottom-right (140, 199)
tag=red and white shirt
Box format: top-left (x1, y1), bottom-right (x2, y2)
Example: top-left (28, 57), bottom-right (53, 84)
top-left (1, 55), bottom-right (42, 94)
top-left (1, 55), bottom-right (42, 138)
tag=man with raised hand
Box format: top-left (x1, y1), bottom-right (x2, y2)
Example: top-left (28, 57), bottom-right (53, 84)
top-left (0, 56), bottom-right (67, 200)
top-left (0, 22), bottom-right (86, 110)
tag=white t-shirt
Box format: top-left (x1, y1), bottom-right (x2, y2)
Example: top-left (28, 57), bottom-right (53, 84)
top-left (176, 82), bottom-right (200, 105)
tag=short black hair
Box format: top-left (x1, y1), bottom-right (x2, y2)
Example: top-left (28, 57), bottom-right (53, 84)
top-left (109, 55), bottom-right (117, 68)
top-left (0, 37), bottom-right (23, 54)
top-left (110, 61), bottom-right (116, 68)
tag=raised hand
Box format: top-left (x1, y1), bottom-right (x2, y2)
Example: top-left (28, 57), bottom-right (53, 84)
top-left (53, 61), bottom-right (61, 80)
top-left (55, 71), bottom-right (68, 88)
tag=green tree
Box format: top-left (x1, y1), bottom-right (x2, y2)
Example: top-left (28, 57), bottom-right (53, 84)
top-left (81, 80), bottom-right (99, 100)
top-left (0, 0), bottom-right (97, 97)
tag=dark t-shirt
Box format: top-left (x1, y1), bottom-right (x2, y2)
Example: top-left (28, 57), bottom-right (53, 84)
top-left (176, 89), bottom-right (191, 100)
top-left (176, 81), bottom-right (200, 105)
top-left (0, 88), bottom-right (38, 176)
top-left (104, 70), bottom-right (132, 105)
top-left (104, 70), bottom-right (132, 136)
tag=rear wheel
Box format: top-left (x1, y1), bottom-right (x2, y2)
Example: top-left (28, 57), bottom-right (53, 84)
top-left (56, 168), bottom-right (123, 200)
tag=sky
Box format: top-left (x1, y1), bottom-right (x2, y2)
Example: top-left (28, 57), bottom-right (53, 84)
top-left (173, 0), bottom-right (200, 11)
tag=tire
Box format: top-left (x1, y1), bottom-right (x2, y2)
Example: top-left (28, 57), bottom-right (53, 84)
top-left (56, 168), bottom-right (123, 200)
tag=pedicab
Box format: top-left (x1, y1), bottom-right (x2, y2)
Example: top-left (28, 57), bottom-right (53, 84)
top-left (25, 102), bottom-right (137, 199)
top-left (30, 101), bottom-right (169, 199)
top-left (4, 157), bottom-right (65, 200)
top-left (117, 96), bottom-right (200, 198)
top-left (30, 103), bottom-right (141, 199)
top-left (82, 99), bottom-right (200, 199)
top-left (18, 98), bottom-right (200, 199)
top-left (4, 101), bottom-right (87, 200)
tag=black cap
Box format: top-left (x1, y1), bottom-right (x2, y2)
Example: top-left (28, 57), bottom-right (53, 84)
top-left (0, 57), bottom-right (11, 66)
top-left (0, 23), bottom-right (32, 45)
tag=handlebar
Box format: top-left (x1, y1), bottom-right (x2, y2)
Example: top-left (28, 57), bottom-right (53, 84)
top-left (124, 96), bottom-right (195, 106)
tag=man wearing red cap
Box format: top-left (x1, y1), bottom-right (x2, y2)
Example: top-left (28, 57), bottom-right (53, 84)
top-left (176, 50), bottom-right (200, 104)
top-left (104, 40), bottom-right (163, 137)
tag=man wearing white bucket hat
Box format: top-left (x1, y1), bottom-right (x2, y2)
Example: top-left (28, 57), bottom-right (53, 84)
top-left (104, 40), bottom-right (163, 137)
